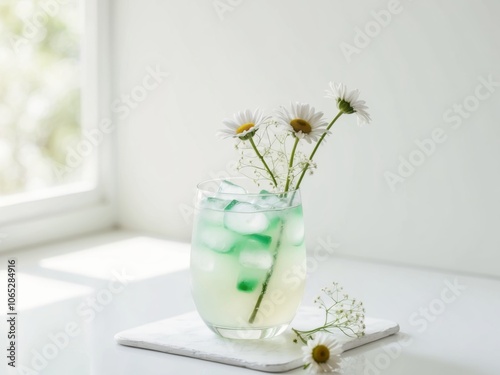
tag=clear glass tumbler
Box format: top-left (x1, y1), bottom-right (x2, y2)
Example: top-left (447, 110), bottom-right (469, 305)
top-left (190, 178), bottom-right (306, 339)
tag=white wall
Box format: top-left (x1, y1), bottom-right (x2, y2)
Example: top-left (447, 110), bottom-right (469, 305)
top-left (112, 0), bottom-right (500, 277)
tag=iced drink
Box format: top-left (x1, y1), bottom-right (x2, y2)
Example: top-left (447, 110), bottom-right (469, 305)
top-left (191, 180), bottom-right (306, 339)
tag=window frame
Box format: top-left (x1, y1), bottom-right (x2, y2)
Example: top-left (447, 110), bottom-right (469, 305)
top-left (0, 0), bottom-right (116, 252)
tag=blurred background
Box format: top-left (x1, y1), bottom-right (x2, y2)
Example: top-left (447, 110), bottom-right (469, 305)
top-left (0, 0), bottom-right (83, 194)
top-left (1, 0), bottom-right (499, 278)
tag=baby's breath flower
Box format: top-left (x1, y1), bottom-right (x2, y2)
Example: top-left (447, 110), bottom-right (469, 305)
top-left (292, 282), bottom-right (366, 345)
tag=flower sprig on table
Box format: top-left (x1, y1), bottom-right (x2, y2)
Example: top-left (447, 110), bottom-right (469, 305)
top-left (293, 282), bottom-right (366, 373)
top-left (218, 82), bottom-right (371, 192)
top-left (292, 282), bottom-right (366, 345)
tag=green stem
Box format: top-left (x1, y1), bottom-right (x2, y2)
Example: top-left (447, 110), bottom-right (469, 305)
top-left (284, 137), bottom-right (299, 192)
top-left (248, 139), bottom-right (298, 323)
top-left (294, 112), bottom-right (343, 190)
top-left (292, 328), bottom-right (308, 344)
top-left (248, 138), bottom-right (300, 322)
top-left (249, 137), bottom-right (278, 188)
top-left (248, 222), bottom-right (285, 324)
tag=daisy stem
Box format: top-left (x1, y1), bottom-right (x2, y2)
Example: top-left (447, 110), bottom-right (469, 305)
top-left (294, 111), bottom-right (343, 190)
top-left (249, 137), bottom-right (278, 188)
top-left (291, 328), bottom-right (308, 344)
top-left (284, 137), bottom-right (299, 192)
top-left (292, 325), bottom-right (328, 343)
top-left (248, 223), bottom-right (284, 324)
top-left (249, 138), bottom-right (298, 322)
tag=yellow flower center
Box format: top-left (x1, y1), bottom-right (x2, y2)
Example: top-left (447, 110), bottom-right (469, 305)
top-left (290, 118), bottom-right (312, 134)
top-left (236, 123), bottom-right (255, 134)
top-left (312, 345), bottom-right (330, 363)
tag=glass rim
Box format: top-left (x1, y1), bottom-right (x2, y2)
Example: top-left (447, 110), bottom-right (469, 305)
top-left (196, 177), bottom-right (300, 197)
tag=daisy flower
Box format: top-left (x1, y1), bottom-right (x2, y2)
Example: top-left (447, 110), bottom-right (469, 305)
top-left (325, 82), bottom-right (371, 125)
top-left (217, 108), bottom-right (268, 140)
top-left (302, 333), bottom-right (342, 373)
top-left (276, 102), bottom-right (328, 144)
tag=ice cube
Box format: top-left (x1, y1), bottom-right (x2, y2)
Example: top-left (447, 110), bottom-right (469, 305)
top-left (272, 198), bottom-right (290, 209)
top-left (236, 268), bottom-right (265, 292)
top-left (255, 190), bottom-right (281, 208)
top-left (254, 190), bottom-right (291, 210)
top-left (217, 180), bottom-right (247, 196)
top-left (266, 214), bottom-right (283, 230)
top-left (233, 234), bottom-right (272, 253)
top-left (236, 278), bottom-right (259, 292)
top-left (239, 249), bottom-right (273, 270)
top-left (203, 197), bottom-right (232, 210)
top-left (245, 234), bottom-right (272, 248)
top-left (198, 225), bottom-right (239, 253)
top-left (199, 197), bottom-right (232, 225)
top-left (283, 207), bottom-right (304, 245)
top-left (223, 201), bottom-right (269, 234)
top-left (216, 180), bottom-right (259, 204)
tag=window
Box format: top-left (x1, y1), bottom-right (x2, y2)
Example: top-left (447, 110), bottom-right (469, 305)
top-left (0, 0), bottom-right (88, 196)
top-left (0, 0), bottom-right (115, 251)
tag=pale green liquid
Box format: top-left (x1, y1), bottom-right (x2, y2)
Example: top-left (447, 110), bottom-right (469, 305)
top-left (191, 202), bottom-right (306, 333)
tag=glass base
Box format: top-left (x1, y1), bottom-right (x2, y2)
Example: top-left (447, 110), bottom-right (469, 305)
top-left (206, 323), bottom-right (289, 340)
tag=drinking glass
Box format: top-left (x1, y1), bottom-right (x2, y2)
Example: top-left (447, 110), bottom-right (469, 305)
top-left (190, 178), bottom-right (306, 339)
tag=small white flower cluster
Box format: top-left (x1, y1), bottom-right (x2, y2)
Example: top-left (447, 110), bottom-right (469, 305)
top-left (236, 122), bottom-right (324, 190)
top-left (297, 156), bottom-right (317, 176)
top-left (235, 121), bottom-right (291, 189)
top-left (292, 282), bottom-right (366, 346)
top-left (314, 282), bottom-right (366, 338)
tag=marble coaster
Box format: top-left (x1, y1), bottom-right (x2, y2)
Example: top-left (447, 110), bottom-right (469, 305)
top-left (115, 307), bottom-right (399, 373)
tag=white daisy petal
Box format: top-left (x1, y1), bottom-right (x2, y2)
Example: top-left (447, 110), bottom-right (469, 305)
top-left (243, 108), bottom-right (252, 123)
top-left (347, 89), bottom-right (360, 103)
top-left (222, 119), bottom-right (239, 129)
top-left (217, 129), bottom-right (238, 139)
top-left (310, 111), bottom-right (324, 125)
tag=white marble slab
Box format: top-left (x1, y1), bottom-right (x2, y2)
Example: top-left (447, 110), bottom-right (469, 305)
top-left (115, 307), bottom-right (399, 373)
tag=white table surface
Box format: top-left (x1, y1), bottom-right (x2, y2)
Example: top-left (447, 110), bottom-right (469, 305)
top-left (1, 230), bottom-right (499, 375)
